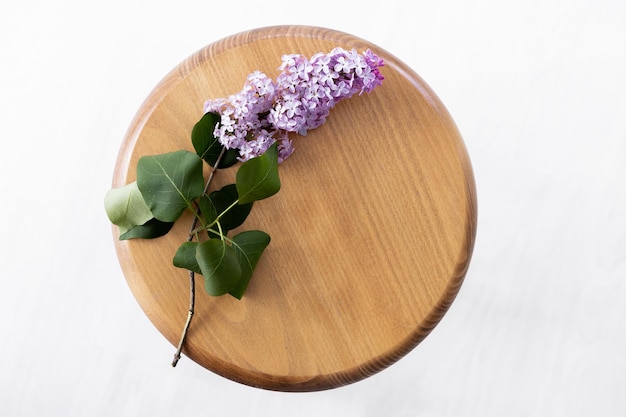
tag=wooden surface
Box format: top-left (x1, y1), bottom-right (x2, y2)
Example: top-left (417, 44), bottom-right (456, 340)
top-left (112, 25), bottom-right (477, 391)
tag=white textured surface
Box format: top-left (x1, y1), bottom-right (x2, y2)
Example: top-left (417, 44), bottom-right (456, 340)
top-left (1, 0), bottom-right (625, 415)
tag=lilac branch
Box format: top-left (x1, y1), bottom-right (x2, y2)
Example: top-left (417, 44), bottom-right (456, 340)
top-left (172, 147), bottom-right (227, 367)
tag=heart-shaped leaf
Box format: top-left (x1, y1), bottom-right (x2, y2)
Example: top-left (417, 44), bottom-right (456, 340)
top-left (210, 184), bottom-right (253, 232)
top-left (192, 112), bottom-right (239, 168)
top-left (236, 143), bottom-right (280, 204)
top-left (196, 239), bottom-right (242, 296)
top-left (197, 195), bottom-right (218, 227)
top-left (229, 230), bottom-right (271, 299)
top-left (119, 218), bottom-right (174, 240)
top-left (173, 241), bottom-right (201, 274)
top-left (137, 150), bottom-right (204, 222)
top-left (104, 181), bottom-right (153, 236)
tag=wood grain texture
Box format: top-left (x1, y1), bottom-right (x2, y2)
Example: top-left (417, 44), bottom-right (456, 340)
top-left (111, 25), bottom-right (477, 391)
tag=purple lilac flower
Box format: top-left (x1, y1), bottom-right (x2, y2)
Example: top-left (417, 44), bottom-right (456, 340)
top-left (203, 48), bottom-right (384, 163)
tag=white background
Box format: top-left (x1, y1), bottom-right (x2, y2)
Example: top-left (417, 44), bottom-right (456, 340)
top-left (1, 0), bottom-right (625, 415)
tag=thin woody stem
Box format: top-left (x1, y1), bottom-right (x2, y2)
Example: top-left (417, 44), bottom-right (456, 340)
top-left (171, 270), bottom-right (195, 367)
top-left (171, 148), bottom-right (227, 367)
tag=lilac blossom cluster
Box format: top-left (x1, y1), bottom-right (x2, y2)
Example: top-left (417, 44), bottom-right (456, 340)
top-left (203, 47), bottom-right (384, 163)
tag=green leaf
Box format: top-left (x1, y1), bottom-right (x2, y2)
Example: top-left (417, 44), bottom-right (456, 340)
top-left (197, 196), bottom-right (222, 239)
top-left (209, 184), bottom-right (253, 232)
top-left (173, 241), bottom-right (201, 274)
top-left (119, 218), bottom-right (174, 240)
top-left (196, 239), bottom-right (242, 296)
top-left (136, 150), bottom-right (204, 222)
top-left (197, 195), bottom-right (218, 226)
top-left (236, 143), bottom-right (281, 204)
top-left (229, 230), bottom-right (271, 299)
top-left (191, 112), bottom-right (239, 168)
top-left (104, 181), bottom-right (154, 235)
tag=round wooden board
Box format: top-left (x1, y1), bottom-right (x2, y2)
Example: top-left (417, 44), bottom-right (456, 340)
top-left (112, 25), bottom-right (477, 391)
